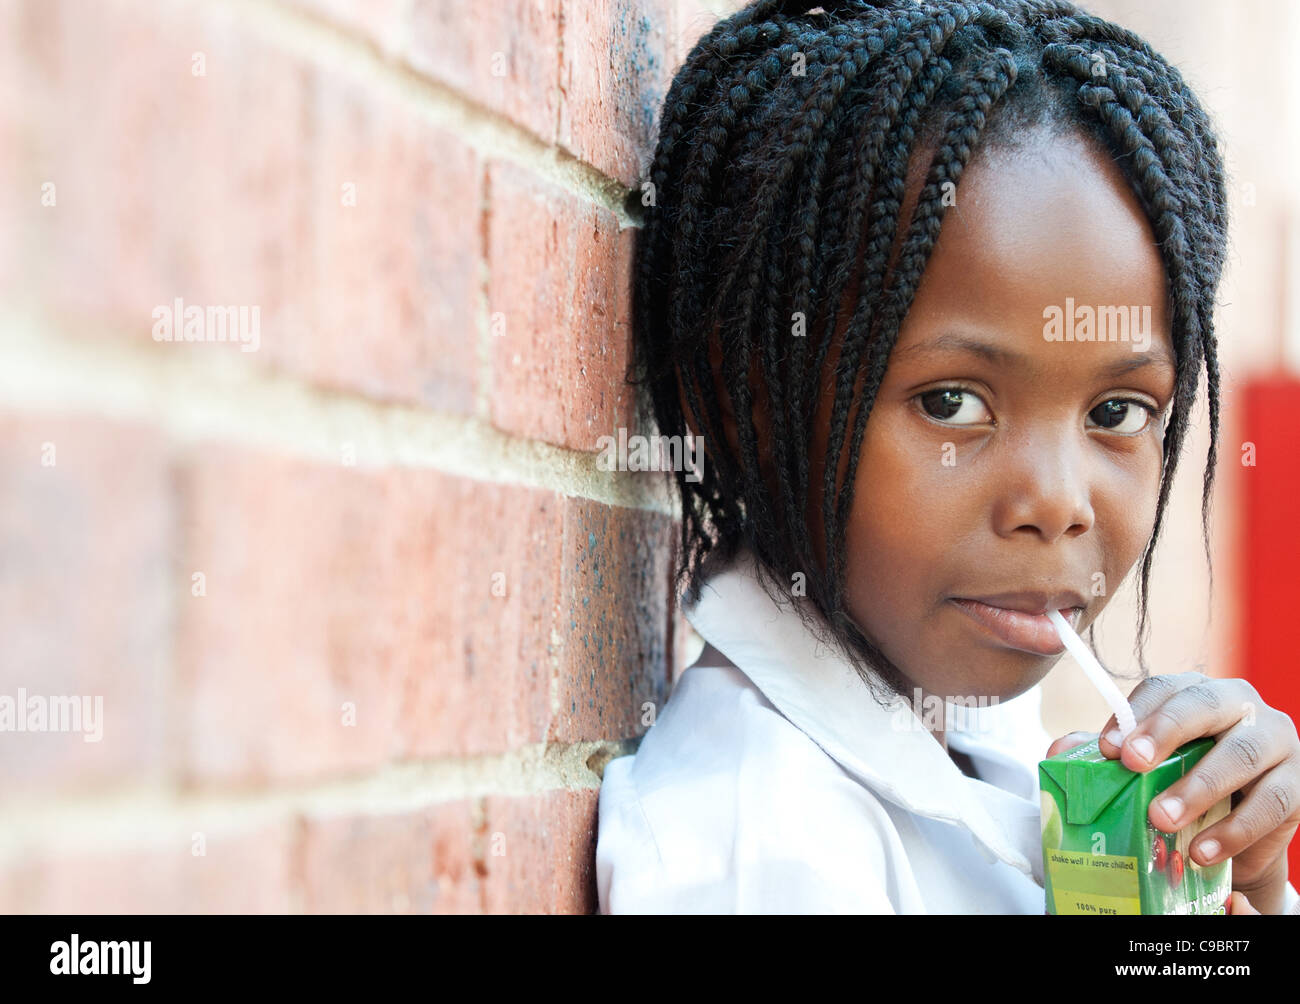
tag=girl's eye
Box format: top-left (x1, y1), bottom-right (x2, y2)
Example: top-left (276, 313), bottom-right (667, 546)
top-left (1088, 398), bottom-right (1156, 434)
top-left (916, 387), bottom-right (992, 426)
top-left (915, 389), bottom-right (1158, 433)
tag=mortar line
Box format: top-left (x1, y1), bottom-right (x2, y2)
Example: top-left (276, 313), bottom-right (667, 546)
top-left (0, 738), bottom-right (640, 864)
top-left (161, 0), bottom-right (641, 229)
top-left (0, 308), bottom-right (677, 516)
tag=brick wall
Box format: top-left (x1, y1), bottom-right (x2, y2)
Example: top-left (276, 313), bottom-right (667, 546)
top-left (0, 0), bottom-right (736, 913)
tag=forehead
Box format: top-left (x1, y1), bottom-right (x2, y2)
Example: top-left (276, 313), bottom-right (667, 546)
top-left (893, 127), bottom-right (1172, 360)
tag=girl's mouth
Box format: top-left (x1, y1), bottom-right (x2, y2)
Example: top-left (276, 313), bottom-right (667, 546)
top-left (949, 598), bottom-right (1085, 656)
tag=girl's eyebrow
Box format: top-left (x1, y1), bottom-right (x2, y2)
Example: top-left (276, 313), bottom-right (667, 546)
top-left (892, 331), bottom-right (1177, 379)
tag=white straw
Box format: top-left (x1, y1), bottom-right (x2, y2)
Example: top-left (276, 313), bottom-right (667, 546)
top-left (1045, 609), bottom-right (1137, 741)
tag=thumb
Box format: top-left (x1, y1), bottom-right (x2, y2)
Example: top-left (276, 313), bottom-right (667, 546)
top-left (1046, 731), bottom-right (1098, 759)
top-left (1228, 891), bottom-right (1260, 916)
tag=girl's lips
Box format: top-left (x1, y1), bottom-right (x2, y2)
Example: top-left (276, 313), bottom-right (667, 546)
top-left (950, 598), bottom-right (1083, 655)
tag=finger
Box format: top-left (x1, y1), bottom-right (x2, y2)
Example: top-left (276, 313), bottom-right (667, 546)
top-left (1097, 674), bottom-right (1205, 759)
top-left (1228, 891), bottom-right (1260, 915)
top-left (1114, 676), bottom-right (1260, 773)
top-left (1046, 731), bottom-right (1098, 759)
top-left (1146, 715), bottom-right (1295, 836)
top-left (1179, 757), bottom-right (1300, 866)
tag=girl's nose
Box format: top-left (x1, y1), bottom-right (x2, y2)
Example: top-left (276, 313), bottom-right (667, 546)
top-left (989, 432), bottom-right (1096, 543)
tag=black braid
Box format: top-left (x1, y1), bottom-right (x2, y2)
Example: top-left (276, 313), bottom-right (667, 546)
top-left (1040, 38), bottom-right (1220, 678)
top-left (630, 0), bottom-right (1231, 704)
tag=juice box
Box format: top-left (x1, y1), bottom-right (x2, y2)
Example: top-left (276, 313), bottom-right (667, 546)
top-left (1039, 736), bottom-right (1232, 915)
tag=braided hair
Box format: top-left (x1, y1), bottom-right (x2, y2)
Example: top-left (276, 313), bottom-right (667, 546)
top-left (631, 0), bottom-right (1229, 704)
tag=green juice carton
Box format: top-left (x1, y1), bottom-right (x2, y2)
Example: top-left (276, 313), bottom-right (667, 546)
top-left (1039, 737), bottom-right (1232, 915)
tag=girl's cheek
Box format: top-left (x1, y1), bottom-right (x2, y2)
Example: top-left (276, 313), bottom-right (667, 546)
top-left (853, 423), bottom-right (939, 538)
top-left (845, 420), bottom-right (954, 599)
top-left (1098, 461), bottom-right (1162, 564)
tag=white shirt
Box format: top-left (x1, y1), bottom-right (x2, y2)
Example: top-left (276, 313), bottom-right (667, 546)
top-left (596, 548), bottom-right (1300, 914)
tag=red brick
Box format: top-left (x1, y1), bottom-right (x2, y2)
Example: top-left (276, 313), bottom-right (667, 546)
top-left (0, 413), bottom-right (174, 798)
top-left (298, 790), bottom-right (600, 914)
top-left (551, 498), bottom-right (674, 743)
top-left (3, 0), bottom-right (479, 413)
top-left (175, 444), bottom-right (675, 784)
top-left (487, 160), bottom-right (640, 451)
top-left (481, 788), bottom-right (600, 913)
top-left (0, 858), bottom-right (18, 913)
top-left (0, 0), bottom-right (25, 294)
top-left (9, 821), bottom-right (296, 913)
top-left (299, 802), bottom-right (483, 913)
top-left (0, 0), bottom-right (158, 327)
top-left (176, 450), bottom-right (563, 783)
top-left (302, 72), bottom-right (481, 412)
top-left (557, 0), bottom-right (674, 189)
top-left (0, 0), bottom-right (695, 920)
top-left (407, 0), bottom-right (560, 144)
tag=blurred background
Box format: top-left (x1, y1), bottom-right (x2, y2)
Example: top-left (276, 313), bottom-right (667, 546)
top-left (0, 0), bottom-right (1296, 912)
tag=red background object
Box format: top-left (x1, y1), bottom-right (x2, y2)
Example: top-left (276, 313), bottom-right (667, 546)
top-left (1238, 376), bottom-right (1300, 895)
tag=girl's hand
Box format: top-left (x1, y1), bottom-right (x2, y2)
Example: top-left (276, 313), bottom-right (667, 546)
top-left (1094, 672), bottom-right (1300, 914)
top-left (1228, 891), bottom-right (1260, 915)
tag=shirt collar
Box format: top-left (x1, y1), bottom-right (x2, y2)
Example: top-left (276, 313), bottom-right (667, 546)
top-left (681, 547), bottom-right (1038, 879)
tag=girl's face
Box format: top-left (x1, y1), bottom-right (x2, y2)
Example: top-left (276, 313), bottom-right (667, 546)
top-left (830, 126), bottom-right (1177, 704)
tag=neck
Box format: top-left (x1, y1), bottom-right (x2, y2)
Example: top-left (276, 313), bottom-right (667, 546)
top-left (899, 679), bottom-right (950, 753)
top-left (693, 640), bottom-right (733, 670)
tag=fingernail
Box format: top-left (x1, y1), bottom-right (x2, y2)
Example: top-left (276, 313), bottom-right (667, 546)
top-left (1158, 796), bottom-right (1183, 826)
top-left (1104, 728), bottom-right (1122, 747)
top-left (1130, 735), bottom-right (1156, 764)
top-left (1197, 838), bottom-right (1220, 863)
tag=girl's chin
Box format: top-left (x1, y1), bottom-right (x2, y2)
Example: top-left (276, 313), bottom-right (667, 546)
top-left (905, 658), bottom-right (1057, 706)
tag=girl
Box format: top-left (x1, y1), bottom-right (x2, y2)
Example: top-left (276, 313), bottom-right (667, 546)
top-left (596, 0), bottom-right (1300, 913)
